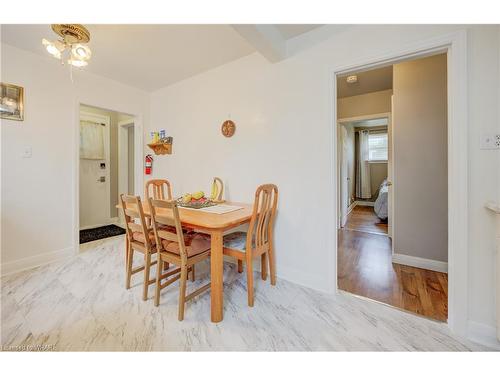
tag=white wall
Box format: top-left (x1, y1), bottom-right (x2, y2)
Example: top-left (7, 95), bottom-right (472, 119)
top-left (148, 25), bottom-right (499, 343)
top-left (465, 26), bottom-right (499, 343)
top-left (0, 43), bottom-right (149, 273)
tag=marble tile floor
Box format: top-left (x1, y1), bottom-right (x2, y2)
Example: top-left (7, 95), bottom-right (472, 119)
top-left (0, 236), bottom-right (492, 351)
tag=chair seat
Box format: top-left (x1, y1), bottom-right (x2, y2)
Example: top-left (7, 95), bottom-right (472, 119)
top-left (223, 231), bottom-right (248, 251)
top-left (132, 225), bottom-right (187, 244)
top-left (162, 233), bottom-right (211, 258)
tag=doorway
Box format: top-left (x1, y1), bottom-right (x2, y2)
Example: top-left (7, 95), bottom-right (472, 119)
top-left (335, 53), bottom-right (449, 322)
top-left (118, 117), bottom-right (135, 225)
top-left (78, 104), bottom-right (135, 244)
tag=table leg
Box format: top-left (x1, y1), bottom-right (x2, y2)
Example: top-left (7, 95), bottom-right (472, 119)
top-left (210, 230), bottom-right (224, 323)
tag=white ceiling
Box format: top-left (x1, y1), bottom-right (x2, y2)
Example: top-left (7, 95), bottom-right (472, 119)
top-left (1, 24), bottom-right (321, 91)
top-left (337, 65), bottom-right (393, 98)
top-left (274, 24), bottom-right (321, 39)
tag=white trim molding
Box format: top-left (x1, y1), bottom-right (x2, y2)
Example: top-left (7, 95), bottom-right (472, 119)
top-left (355, 200), bottom-right (375, 207)
top-left (392, 253), bottom-right (448, 273)
top-left (331, 30), bottom-right (469, 338)
top-left (467, 321), bottom-right (500, 350)
top-left (79, 216), bottom-right (119, 231)
top-left (1, 247), bottom-right (74, 277)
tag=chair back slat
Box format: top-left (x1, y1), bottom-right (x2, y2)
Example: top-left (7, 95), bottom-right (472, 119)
top-left (155, 215), bottom-right (177, 227)
top-left (148, 198), bottom-right (188, 259)
top-left (145, 179), bottom-right (173, 201)
top-left (157, 229), bottom-right (179, 242)
top-left (120, 194), bottom-right (153, 250)
top-left (124, 208), bottom-right (141, 219)
top-left (127, 222), bottom-right (143, 232)
top-left (247, 184), bottom-right (278, 251)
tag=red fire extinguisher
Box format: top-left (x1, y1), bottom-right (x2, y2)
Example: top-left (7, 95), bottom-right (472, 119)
top-left (145, 154), bottom-right (153, 175)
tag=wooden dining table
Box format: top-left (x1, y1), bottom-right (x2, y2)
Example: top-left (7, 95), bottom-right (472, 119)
top-left (117, 201), bottom-right (253, 323)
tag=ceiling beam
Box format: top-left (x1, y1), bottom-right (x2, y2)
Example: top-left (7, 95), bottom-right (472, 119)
top-left (231, 25), bottom-right (287, 63)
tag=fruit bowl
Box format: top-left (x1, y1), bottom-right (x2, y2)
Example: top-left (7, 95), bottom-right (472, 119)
top-left (175, 197), bottom-right (217, 209)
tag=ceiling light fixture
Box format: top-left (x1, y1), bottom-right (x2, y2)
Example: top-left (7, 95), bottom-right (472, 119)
top-left (346, 75), bottom-right (358, 84)
top-left (42, 24), bottom-right (91, 68)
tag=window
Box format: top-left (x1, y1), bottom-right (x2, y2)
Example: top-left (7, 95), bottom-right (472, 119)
top-left (368, 132), bottom-right (388, 161)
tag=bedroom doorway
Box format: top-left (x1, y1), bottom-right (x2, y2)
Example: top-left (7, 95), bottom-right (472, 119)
top-left (337, 113), bottom-right (392, 237)
top-left (336, 53), bottom-right (449, 322)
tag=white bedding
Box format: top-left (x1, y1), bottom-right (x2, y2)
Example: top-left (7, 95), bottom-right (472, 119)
top-left (374, 180), bottom-right (389, 220)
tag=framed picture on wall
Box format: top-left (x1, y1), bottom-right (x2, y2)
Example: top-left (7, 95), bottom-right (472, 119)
top-left (0, 83), bottom-right (24, 121)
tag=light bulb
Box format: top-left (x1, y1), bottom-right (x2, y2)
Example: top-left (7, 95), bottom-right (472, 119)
top-left (69, 59), bottom-right (88, 67)
top-left (71, 44), bottom-right (91, 60)
top-left (42, 38), bottom-right (62, 59)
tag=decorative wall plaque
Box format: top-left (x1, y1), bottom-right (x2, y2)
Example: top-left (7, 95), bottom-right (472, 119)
top-left (221, 120), bottom-right (236, 137)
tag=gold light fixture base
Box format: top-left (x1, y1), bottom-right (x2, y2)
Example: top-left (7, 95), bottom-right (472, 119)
top-left (51, 24), bottom-right (90, 44)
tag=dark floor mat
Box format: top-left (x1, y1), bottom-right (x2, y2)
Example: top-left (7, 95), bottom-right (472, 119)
top-left (80, 224), bottom-right (126, 244)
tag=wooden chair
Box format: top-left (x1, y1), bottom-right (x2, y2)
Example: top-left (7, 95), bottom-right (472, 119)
top-left (223, 184), bottom-right (278, 307)
top-left (120, 194), bottom-right (159, 301)
top-left (149, 198), bottom-right (211, 320)
top-left (145, 179), bottom-right (173, 201)
top-left (144, 178), bottom-right (174, 269)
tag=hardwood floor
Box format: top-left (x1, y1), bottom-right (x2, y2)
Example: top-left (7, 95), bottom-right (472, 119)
top-left (338, 207), bottom-right (448, 322)
top-left (344, 205), bottom-right (388, 235)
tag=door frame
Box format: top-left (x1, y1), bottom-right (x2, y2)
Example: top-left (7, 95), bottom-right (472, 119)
top-left (330, 30), bottom-right (468, 336)
top-left (118, 118), bottom-right (135, 195)
top-left (73, 103), bottom-right (144, 253)
top-left (79, 111), bottom-right (112, 230)
top-left (336, 112), bottom-right (392, 231)
top-left (118, 118), bottom-right (135, 226)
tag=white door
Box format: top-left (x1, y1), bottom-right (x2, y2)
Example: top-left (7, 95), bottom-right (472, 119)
top-left (79, 112), bottom-right (111, 229)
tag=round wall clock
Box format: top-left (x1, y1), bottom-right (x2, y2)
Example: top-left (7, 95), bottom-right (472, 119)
top-left (221, 120), bottom-right (236, 137)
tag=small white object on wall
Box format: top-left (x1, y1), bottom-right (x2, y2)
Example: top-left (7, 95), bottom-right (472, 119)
top-left (480, 133), bottom-right (500, 150)
top-left (22, 146), bottom-right (32, 158)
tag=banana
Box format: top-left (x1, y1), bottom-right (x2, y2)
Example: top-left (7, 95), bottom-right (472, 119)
top-left (214, 177), bottom-right (223, 201)
top-left (210, 179), bottom-right (218, 200)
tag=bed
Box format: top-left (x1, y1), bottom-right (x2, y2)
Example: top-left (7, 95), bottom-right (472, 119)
top-left (374, 179), bottom-right (389, 220)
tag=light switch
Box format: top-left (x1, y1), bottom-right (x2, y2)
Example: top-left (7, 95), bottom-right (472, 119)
top-left (480, 134), bottom-right (500, 150)
top-left (22, 146), bottom-right (32, 158)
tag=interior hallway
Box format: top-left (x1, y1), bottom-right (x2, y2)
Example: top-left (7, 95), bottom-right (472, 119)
top-left (338, 206), bottom-right (448, 322)
top-left (1, 236), bottom-right (475, 351)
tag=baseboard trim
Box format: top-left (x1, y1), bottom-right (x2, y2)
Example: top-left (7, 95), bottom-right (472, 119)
top-left (467, 320), bottom-right (500, 350)
top-left (80, 217), bottom-right (119, 231)
top-left (392, 253), bottom-right (448, 273)
top-left (223, 256), bottom-right (329, 294)
top-left (355, 200), bottom-right (375, 207)
top-left (1, 246), bottom-right (74, 277)
top-left (340, 202), bottom-right (357, 228)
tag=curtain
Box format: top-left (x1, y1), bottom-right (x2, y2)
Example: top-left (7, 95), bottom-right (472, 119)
top-left (356, 130), bottom-right (371, 199)
top-left (80, 120), bottom-right (105, 159)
